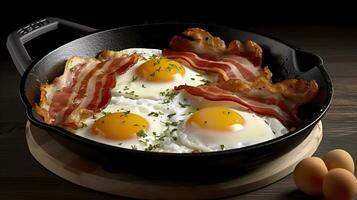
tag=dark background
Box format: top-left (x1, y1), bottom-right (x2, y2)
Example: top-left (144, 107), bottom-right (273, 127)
top-left (2, 2), bottom-right (357, 61)
top-left (1, 2), bottom-right (357, 199)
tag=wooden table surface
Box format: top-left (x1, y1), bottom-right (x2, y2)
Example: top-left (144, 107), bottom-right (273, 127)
top-left (1, 25), bottom-right (356, 200)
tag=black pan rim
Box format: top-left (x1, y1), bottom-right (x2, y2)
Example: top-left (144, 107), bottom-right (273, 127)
top-left (19, 22), bottom-right (333, 157)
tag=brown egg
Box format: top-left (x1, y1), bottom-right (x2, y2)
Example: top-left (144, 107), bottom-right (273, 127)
top-left (323, 168), bottom-right (357, 200)
top-left (293, 157), bottom-right (328, 195)
top-left (323, 149), bottom-right (355, 173)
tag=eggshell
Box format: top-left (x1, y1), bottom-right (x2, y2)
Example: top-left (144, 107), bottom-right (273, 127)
top-left (323, 168), bottom-right (357, 200)
top-left (323, 149), bottom-right (355, 173)
top-left (293, 157), bottom-right (328, 195)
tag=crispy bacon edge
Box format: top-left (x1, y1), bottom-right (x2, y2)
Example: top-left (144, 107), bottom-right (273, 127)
top-left (35, 53), bottom-right (139, 130)
top-left (175, 67), bottom-right (319, 128)
top-left (169, 28), bottom-right (263, 66)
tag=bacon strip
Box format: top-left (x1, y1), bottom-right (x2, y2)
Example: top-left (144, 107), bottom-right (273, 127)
top-left (163, 28), bottom-right (264, 82)
top-left (175, 68), bottom-right (319, 128)
top-left (169, 28), bottom-right (263, 66)
top-left (35, 54), bottom-right (139, 130)
top-left (167, 28), bottom-right (319, 128)
top-left (163, 49), bottom-right (260, 82)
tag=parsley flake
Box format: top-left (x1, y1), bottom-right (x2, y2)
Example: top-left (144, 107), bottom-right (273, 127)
top-left (179, 102), bottom-right (190, 108)
top-left (167, 113), bottom-right (176, 119)
top-left (80, 122), bottom-right (88, 128)
top-left (220, 144), bottom-right (225, 150)
top-left (136, 130), bottom-right (147, 138)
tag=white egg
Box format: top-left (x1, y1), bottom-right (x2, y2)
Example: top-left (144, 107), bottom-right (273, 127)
top-left (111, 48), bottom-right (216, 100)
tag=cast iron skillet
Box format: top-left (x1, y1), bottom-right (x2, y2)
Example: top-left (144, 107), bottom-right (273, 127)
top-left (7, 18), bottom-right (332, 178)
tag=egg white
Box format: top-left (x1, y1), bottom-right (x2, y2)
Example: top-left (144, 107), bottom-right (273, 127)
top-left (73, 48), bottom-right (289, 153)
top-left (164, 92), bottom-right (288, 152)
top-left (111, 48), bottom-right (216, 100)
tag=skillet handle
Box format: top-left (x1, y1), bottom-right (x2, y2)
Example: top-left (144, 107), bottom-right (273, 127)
top-left (6, 17), bottom-right (98, 76)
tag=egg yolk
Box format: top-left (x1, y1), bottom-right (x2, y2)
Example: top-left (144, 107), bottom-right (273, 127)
top-left (91, 112), bottom-right (149, 140)
top-left (187, 107), bottom-right (245, 132)
top-left (136, 57), bottom-right (185, 82)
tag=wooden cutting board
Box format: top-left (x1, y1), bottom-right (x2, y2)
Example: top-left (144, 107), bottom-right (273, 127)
top-left (26, 121), bottom-right (322, 200)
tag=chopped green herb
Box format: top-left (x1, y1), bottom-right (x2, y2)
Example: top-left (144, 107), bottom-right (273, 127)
top-left (200, 79), bottom-right (211, 85)
top-left (179, 102), bottom-right (190, 108)
top-left (125, 91), bottom-right (135, 95)
top-left (80, 122), bottom-right (88, 128)
top-left (149, 54), bottom-right (159, 60)
top-left (148, 112), bottom-right (162, 117)
top-left (160, 89), bottom-right (178, 104)
top-left (145, 143), bottom-right (160, 151)
top-left (160, 89), bottom-right (177, 98)
top-left (153, 59), bottom-right (161, 66)
top-left (163, 121), bottom-right (178, 127)
top-left (141, 84), bottom-right (146, 88)
top-left (220, 144), bottom-right (225, 150)
top-left (131, 145), bottom-right (138, 150)
top-left (102, 111), bottom-right (110, 115)
top-left (120, 110), bottom-right (130, 117)
top-left (173, 137), bottom-right (178, 141)
top-left (170, 128), bottom-right (177, 135)
top-left (132, 76), bottom-right (138, 82)
top-left (157, 134), bottom-right (166, 141)
top-left (136, 130), bottom-right (147, 138)
top-left (139, 139), bottom-right (148, 146)
top-left (118, 143), bottom-right (123, 145)
top-left (167, 113), bottom-right (176, 119)
top-left (190, 78), bottom-right (195, 80)
top-left (123, 86), bottom-right (130, 91)
top-left (69, 67), bottom-right (74, 73)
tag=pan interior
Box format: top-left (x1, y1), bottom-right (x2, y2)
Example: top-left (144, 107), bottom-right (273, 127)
top-left (22, 23), bottom-right (331, 152)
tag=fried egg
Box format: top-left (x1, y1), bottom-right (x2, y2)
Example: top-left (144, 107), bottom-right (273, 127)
top-left (111, 48), bottom-right (216, 99)
top-left (179, 107), bottom-right (276, 151)
top-left (75, 96), bottom-right (185, 151)
top-left (74, 48), bottom-right (288, 153)
top-left (161, 92), bottom-right (288, 152)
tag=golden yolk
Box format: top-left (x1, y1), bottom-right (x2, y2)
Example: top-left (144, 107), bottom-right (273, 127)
top-left (91, 112), bottom-right (149, 140)
top-left (187, 107), bottom-right (245, 132)
top-left (136, 58), bottom-right (185, 82)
